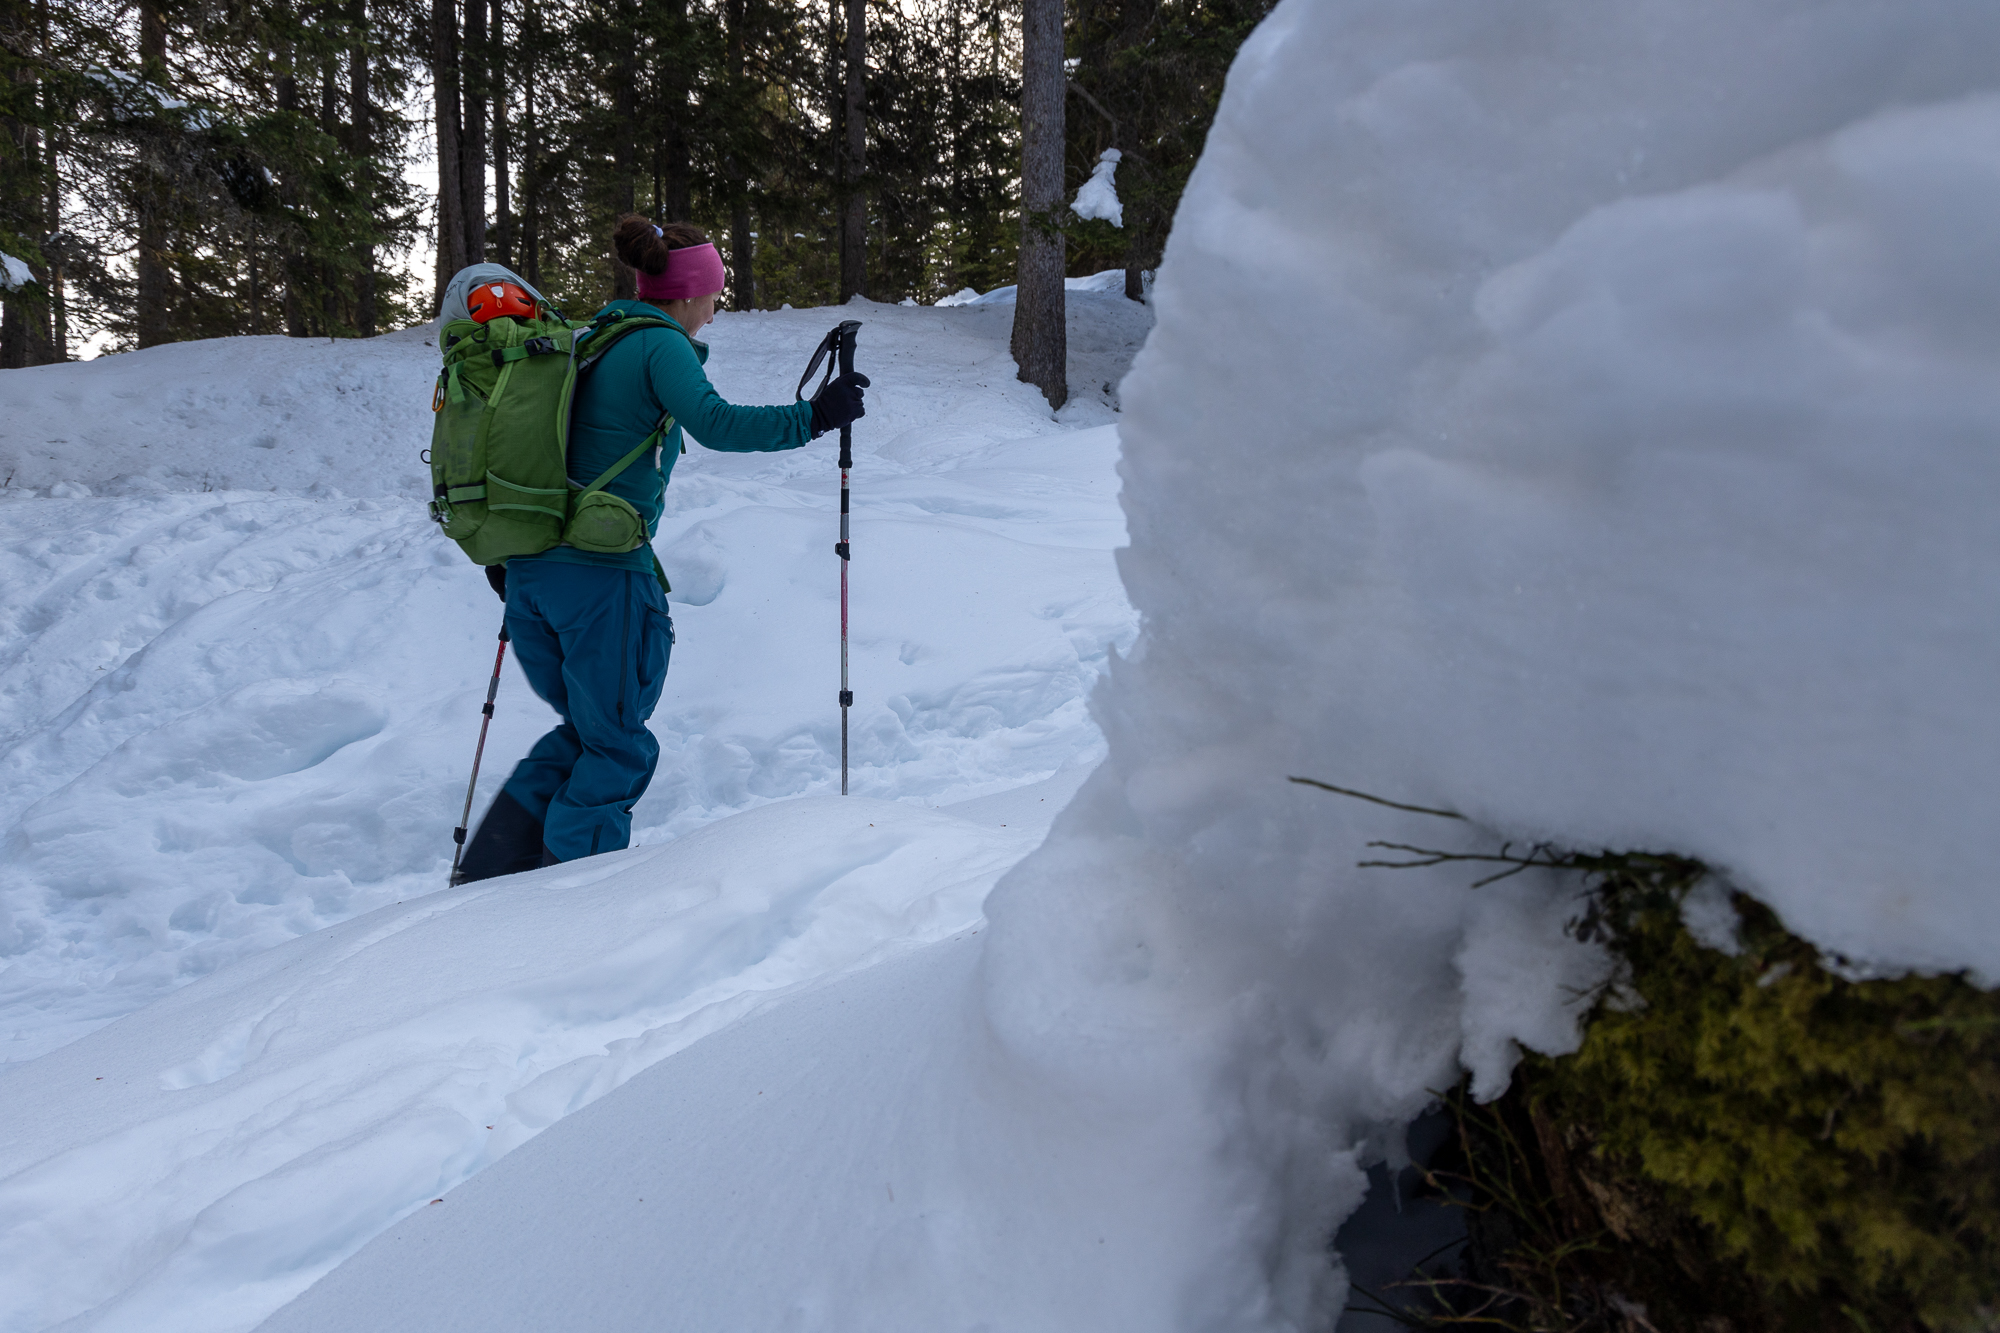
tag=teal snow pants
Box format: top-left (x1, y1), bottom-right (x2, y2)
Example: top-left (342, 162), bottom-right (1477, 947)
top-left (499, 560), bottom-right (674, 862)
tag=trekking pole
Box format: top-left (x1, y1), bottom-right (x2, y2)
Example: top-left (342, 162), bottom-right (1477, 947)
top-left (450, 621), bottom-right (509, 885)
top-left (796, 318), bottom-right (864, 794)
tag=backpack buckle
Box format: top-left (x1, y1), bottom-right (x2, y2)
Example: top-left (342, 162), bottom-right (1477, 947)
top-left (525, 337), bottom-right (554, 356)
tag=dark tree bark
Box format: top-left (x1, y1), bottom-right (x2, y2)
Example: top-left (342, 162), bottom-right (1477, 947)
top-left (461, 0), bottom-right (488, 263)
top-left (0, 303), bottom-right (22, 370)
top-left (134, 0), bottom-right (172, 348)
top-left (432, 0), bottom-right (467, 303)
top-left (838, 0), bottom-right (864, 299)
top-left (42, 0), bottom-right (64, 361)
top-left (489, 0), bottom-right (511, 270)
top-left (2, 44), bottom-right (54, 365)
top-left (350, 0), bottom-right (377, 336)
top-left (247, 221), bottom-right (262, 333)
top-left (320, 61), bottom-right (339, 334)
top-left (725, 0), bottom-right (752, 308)
top-left (518, 0), bottom-right (540, 287)
top-left (659, 0), bottom-right (691, 221)
top-left (274, 27), bottom-right (312, 336)
top-left (1012, 0), bottom-right (1066, 407)
top-left (609, 0), bottom-right (636, 299)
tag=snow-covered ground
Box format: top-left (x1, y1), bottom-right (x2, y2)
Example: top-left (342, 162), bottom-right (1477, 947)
top-left (2, 798), bottom-right (1047, 1333)
top-left (0, 294), bottom-right (1145, 1064)
top-left (0, 291), bottom-right (1152, 1330)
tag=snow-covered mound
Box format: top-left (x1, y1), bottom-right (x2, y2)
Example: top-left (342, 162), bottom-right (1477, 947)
top-left (0, 293), bottom-right (1146, 1062)
top-left (976, 0), bottom-right (2000, 1326)
top-left (936, 266), bottom-right (1130, 307)
top-left (256, 926), bottom-right (1223, 1333)
top-left (0, 797), bottom-right (1029, 1333)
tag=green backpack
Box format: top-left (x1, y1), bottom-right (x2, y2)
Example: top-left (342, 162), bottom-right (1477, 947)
top-left (426, 308), bottom-right (687, 568)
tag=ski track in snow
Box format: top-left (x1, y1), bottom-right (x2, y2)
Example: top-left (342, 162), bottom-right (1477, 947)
top-left (0, 292), bottom-right (1148, 1065)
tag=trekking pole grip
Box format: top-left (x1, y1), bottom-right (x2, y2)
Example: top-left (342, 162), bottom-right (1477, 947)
top-left (836, 320), bottom-right (860, 470)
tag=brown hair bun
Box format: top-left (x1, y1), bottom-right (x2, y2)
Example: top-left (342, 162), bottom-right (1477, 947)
top-left (612, 215), bottom-right (711, 276)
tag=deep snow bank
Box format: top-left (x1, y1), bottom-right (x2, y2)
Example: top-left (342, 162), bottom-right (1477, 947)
top-left (0, 797), bottom-right (1028, 1333)
top-left (980, 0), bottom-right (2000, 1326)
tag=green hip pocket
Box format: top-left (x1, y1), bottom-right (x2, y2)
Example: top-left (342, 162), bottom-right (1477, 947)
top-left (564, 489), bottom-right (647, 553)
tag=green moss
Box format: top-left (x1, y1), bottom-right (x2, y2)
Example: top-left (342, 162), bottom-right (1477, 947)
top-left (1411, 854), bottom-right (2000, 1332)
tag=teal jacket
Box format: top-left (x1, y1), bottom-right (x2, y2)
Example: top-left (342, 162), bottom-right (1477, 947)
top-left (520, 300), bottom-right (815, 573)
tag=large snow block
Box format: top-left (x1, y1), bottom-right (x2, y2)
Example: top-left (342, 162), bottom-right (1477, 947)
top-left (983, 0), bottom-right (2000, 1329)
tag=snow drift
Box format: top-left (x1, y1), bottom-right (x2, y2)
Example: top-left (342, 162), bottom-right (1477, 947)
top-left (0, 798), bottom-right (1025, 1333)
top-left (977, 0), bottom-right (2000, 1326)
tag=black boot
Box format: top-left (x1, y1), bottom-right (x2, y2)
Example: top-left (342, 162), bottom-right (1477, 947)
top-left (454, 791), bottom-right (546, 884)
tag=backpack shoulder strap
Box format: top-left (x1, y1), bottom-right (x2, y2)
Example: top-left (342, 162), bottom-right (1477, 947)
top-left (574, 311), bottom-right (693, 374)
top-left (569, 311), bottom-right (693, 495)
top-left (577, 413), bottom-right (675, 497)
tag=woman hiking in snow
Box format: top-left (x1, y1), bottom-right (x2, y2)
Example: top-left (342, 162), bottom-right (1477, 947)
top-left (454, 217), bottom-right (870, 880)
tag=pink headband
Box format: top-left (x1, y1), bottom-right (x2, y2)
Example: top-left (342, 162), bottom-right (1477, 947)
top-left (635, 242), bottom-right (726, 301)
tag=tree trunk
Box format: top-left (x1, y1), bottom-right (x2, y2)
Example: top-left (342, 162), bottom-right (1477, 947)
top-left (134, 0), bottom-right (172, 348)
top-left (1012, 0), bottom-right (1066, 407)
top-left (730, 200), bottom-right (754, 310)
top-left (609, 4), bottom-right (636, 300)
top-left (320, 61), bottom-right (339, 335)
top-left (276, 42), bottom-right (309, 337)
top-left (825, 0), bottom-right (840, 295)
top-left (838, 0), bottom-right (865, 299)
top-left (0, 304), bottom-right (22, 371)
top-left (519, 0), bottom-right (540, 287)
top-left (350, 0), bottom-right (377, 336)
top-left (490, 0), bottom-right (511, 270)
top-left (725, 0), bottom-right (752, 308)
top-left (432, 0), bottom-right (466, 303)
top-left (3, 50), bottom-right (54, 364)
top-left (43, 0), bottom-right (64, 363)
top-left (248, 222), bottom-right (262, 334)
top-left (462, 0), bottom-right (488, 263)
top-left (660, 0), bottom-right (691, 220)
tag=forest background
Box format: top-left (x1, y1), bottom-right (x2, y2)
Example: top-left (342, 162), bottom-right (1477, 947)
top-left (0, 0), bottom-right (1269, 363)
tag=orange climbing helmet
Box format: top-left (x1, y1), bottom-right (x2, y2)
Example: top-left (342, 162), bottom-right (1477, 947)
top-left (465, 280), bottom-right (538, 323)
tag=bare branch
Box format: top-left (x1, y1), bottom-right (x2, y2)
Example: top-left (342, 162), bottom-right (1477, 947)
top-left (1288, 776), bottom-right (1466, 821)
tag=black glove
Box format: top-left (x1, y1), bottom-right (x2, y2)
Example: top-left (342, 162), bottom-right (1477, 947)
top-left (809, 372), bottom-right (871, 438)
top-left (485, 563), bottom-right (507, 602)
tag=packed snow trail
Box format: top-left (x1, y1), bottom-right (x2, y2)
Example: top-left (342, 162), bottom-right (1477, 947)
top-left (0, 293), bottom-right (1144, 1063)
